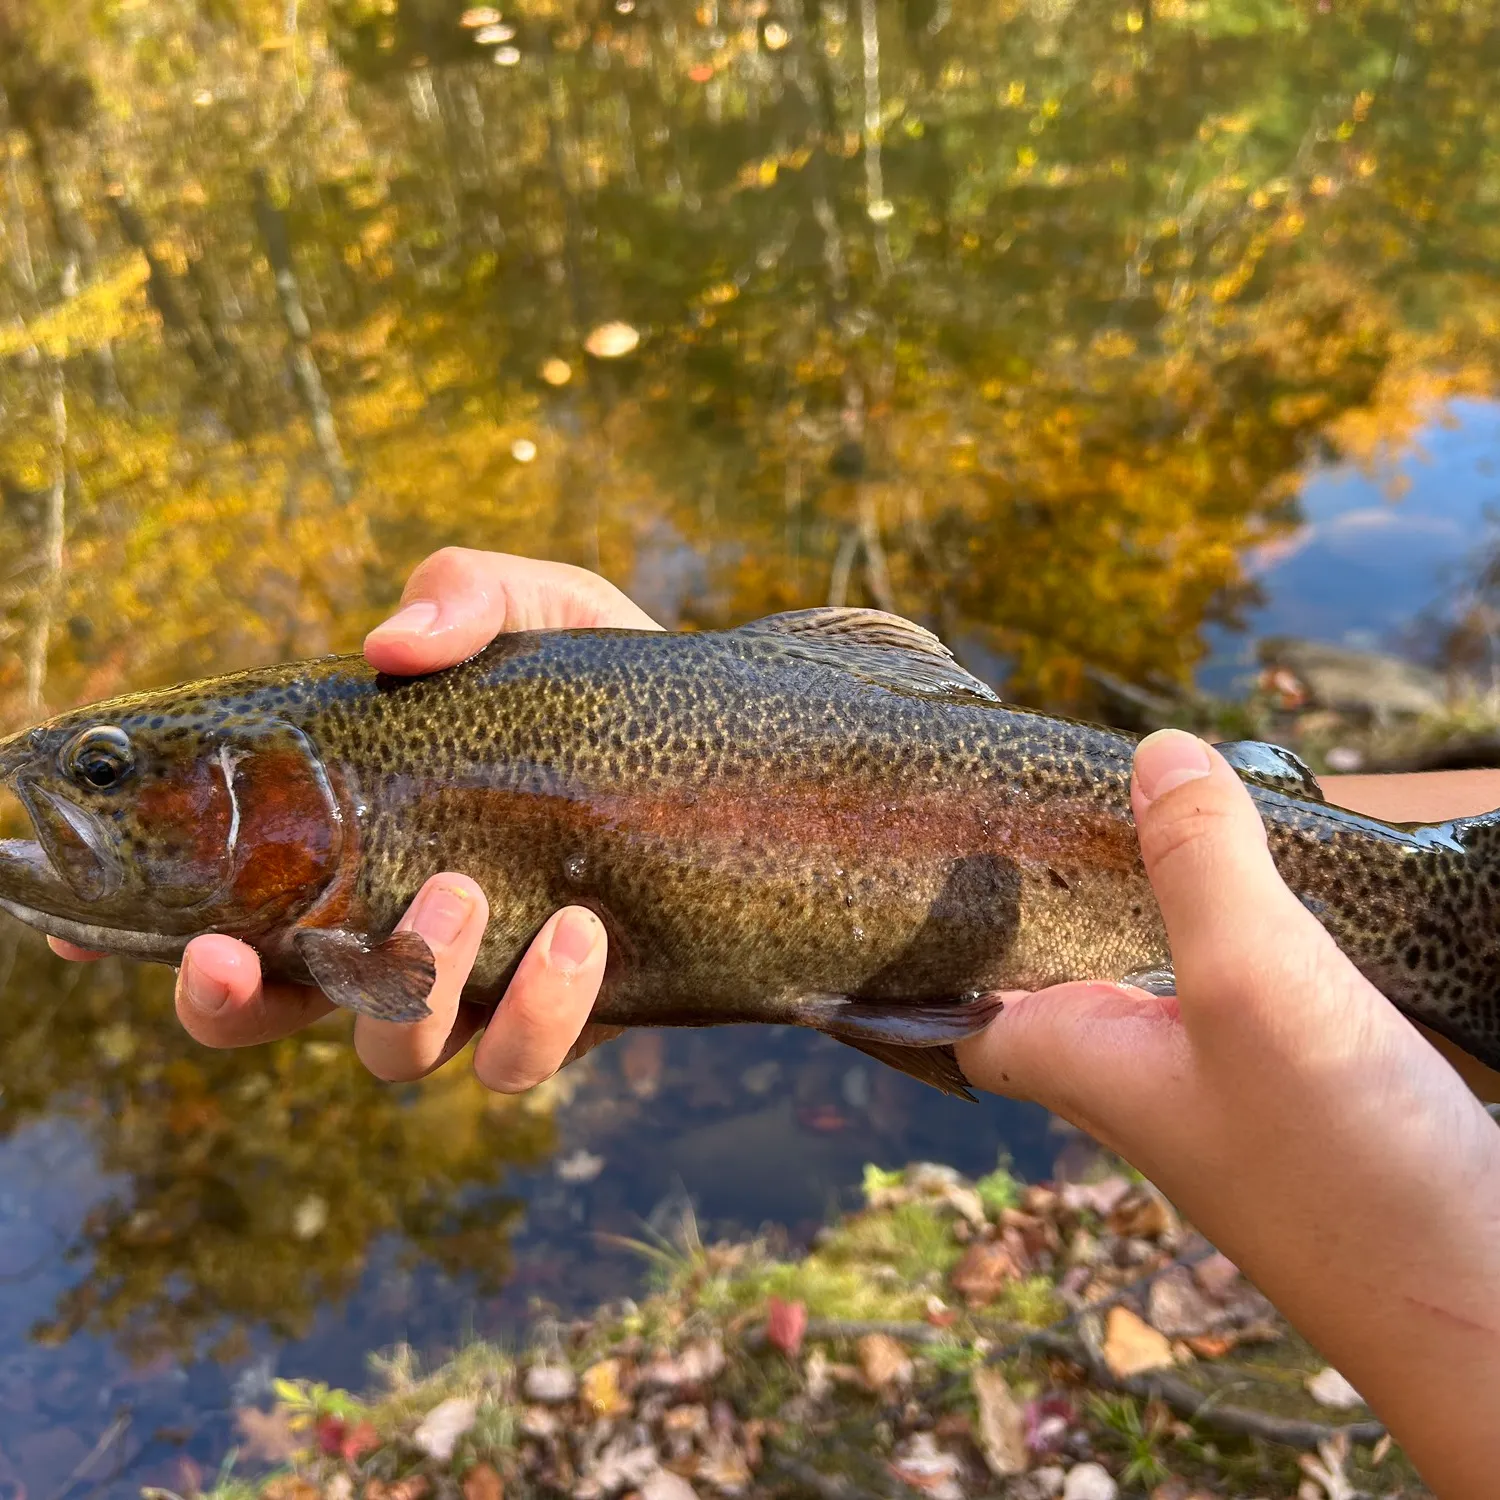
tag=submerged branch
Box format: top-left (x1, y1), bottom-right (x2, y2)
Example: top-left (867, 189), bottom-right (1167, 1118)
top-left (251, 170), bottom-right (354, 506)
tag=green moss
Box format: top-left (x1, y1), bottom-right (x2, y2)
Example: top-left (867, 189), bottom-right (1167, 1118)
top-left (819, 1202), bottom-right (962, 1282)
top-left (997, 1274), bottom-right (1064, 1327)
top-left (974, 1165), bottom-right (1020, 1217)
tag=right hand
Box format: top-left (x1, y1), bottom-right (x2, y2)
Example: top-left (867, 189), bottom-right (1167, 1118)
top-left (50, 549), bottom-right (661, 1091)
top-left (959, 731), bottom-right (1500, 1496)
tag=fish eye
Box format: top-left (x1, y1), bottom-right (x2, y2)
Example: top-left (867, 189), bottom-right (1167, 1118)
top-left (61, 726), bottom-right (135, 791)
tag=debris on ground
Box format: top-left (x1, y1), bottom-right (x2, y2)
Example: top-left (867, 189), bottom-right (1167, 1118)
top-left (230, 1159), bottom-right (1430, 1500)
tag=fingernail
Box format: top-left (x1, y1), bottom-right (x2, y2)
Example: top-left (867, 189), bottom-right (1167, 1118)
top-left (1134, 728), bottom-right (1213, 804)
top-left (370, 600), bottom-right (439, 637)
top-left (412, 882), bottom-right (474, 947)
top-left (545, 909), bottom-right (602, 976)
top-left (182, 954), bottom-right (230, 1016)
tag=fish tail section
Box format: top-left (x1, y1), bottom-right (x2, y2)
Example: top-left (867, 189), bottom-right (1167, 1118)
top-left (1378, 810), bottom-right (1500, 1073)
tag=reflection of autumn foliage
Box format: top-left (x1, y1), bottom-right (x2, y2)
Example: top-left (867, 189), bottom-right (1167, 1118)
top-left (0, 933), bottom-right (553, 1362)
top-left (1, 0), bottom-right (1498, 718)
top-left (0, 0), bottom-right (1499, 1354)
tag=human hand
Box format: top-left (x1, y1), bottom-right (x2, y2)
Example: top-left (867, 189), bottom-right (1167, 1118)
top-left (958, 730), bottom-right (1500, 1495)
top-left (50, 548), bottom-right (661, 1089)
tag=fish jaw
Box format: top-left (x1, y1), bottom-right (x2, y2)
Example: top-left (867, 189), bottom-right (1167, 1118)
top-left (0, 836), bottom-right (184, 960)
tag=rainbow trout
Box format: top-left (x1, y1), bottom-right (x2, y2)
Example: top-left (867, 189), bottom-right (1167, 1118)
top-left (0, 609), bottom-right (1497, 1098)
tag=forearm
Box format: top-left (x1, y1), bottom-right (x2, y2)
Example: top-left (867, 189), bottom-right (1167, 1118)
top-left (1320, 768), bottom-right (1500, 823)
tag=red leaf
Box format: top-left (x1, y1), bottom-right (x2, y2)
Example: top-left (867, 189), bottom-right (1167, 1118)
top-left (765, 1296), bottom-right (807, 1357)
top-left (315, 1415), bottom-right (382, 1462)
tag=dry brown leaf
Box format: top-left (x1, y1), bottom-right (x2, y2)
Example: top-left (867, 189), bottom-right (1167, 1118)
top-left (1147, 1266), bottom-right (1222, 1339)
top-left (857, 1332), bottom-right (913, 1392)
top-left (950, 1239), bottom-right (1024, 1305)
top-left (235, 1407), bottom-right (302, 1463)
top-left (971, 1366), bottom-right (1027, 1477)
top-left (1102, 1306), bottom-right (1176, 1378)
top-left (1107, 1186), bottom-right (1178, 1240)
top-left (463, 1465), bottom-right (504, 1500)
top-left (621, 1032), bottom-right (665, 1098)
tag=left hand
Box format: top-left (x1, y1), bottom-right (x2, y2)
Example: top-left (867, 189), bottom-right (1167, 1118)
top-left (50, 548), bottom-right (661, 1088)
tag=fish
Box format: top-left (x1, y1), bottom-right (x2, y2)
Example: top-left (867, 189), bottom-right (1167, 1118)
top-left (0, 606), bottom-right (1497, 1100)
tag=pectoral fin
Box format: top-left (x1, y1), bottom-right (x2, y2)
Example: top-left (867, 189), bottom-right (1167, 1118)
top-left (294, 926), bottom-right (436, 1022)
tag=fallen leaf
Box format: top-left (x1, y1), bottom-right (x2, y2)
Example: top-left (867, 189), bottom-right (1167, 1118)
top-left (857, 1332), bottom-right (913, 1392)
top-left (365, 1481), bottom-right (430, 1500)
top-left (1147, 1266), bottom-right (1222, 1339)
top-left (804, 1347), bottom-right (831, 1400)
top-left (972, 1367), bottom-right (1027, 1477)
top-left (642, 1471), bottom-right (699, 1500)
top-left (1192, 1252), bottom-right (1240, 1299)
top-left (765, 1296), bottom-right (807, 1357)
top-left (1101, 1306), bottom-right (1175, 1379)
top-left (316, 1414), bottom-right (381, 1461)
top-left (262, 1481), bottom-right (319, 1500)
top-left (557, 1149), bottom-right (606, 1183)
top-left (523, 1363), bottom-right (577, 1403)
top-left (1058, 1176), bottom-right (1130, 1217)
top-left (581, 1358), bottom-right (631, 1417)
top-left (1305, 1366), bottom-right (1364, 1410)
top-left (235, 1406), bottom-right (301, 1463)
top-left (1107, 1186), bottom-right (1178, 1240)
top-left (1182, 1332), bottom-right (1237, 1359)
top-left (950, 1239), bottom-right (1024, 1305)
top-left (621, 1032), bottom-right (665, 1098)
top-left (463, 1466), bottom-right (503, 1500)
top-left (640, 1337), bottom-right (725, 1389)
top-left (1298, 1433), bottom-right (1356, 1500)
top-left (1023, 1393), bottom-right (1074, 1456)
top-left (888, 1433), bottom-right (964, 1500)
top-left (413, 1395), bottom-right (478, 1460)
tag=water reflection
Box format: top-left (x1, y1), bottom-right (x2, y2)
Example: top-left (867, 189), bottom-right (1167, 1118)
top-left (1, 0), bottom-right (1499, 1485)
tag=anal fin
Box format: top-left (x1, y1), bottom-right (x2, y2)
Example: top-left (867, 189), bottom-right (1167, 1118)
top-left (803, 990), bottom-right (1004, 1100)
top-left (833, 1037), bottom-right (978, 1101)
top-left (294, 926), bottom-right (436, 1022)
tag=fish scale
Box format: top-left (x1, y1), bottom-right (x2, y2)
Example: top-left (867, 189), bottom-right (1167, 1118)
top-left (0, 608), bottom-right (1497, 1098)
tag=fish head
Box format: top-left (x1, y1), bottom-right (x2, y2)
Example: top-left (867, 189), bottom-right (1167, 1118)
top-left (0, 684), bottom-right (345, 958)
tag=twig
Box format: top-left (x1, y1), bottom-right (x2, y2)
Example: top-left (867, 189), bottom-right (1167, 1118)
top-left (765, 1455), bottom-right (878, 1500)
top-left (45, 1411), bottom-right (130, 1500)
top-left (1024, 1328), bottom-right (1386, 1451)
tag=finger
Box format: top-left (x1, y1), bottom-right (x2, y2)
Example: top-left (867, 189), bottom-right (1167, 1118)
top-left (363, 548), bottom-right (661, 675)
top-left (1131, 729), bottom-right (1345, 1023)
top-left (956, 982), bottom-right (1188, 1155)
top-left (175, 934), bottom-right (336, 1047)
top-left (474, 906), bottom-right (606, 1093)
top-left (49, 937), bottom-right (108, 961)
top-left (354, 874), bottom-right (489, 1081)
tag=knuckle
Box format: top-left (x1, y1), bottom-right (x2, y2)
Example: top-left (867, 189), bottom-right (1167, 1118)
top-left (1139, 788), bottom-right (1237, 875)
top-left (406, 546), bottom-right (476, 599)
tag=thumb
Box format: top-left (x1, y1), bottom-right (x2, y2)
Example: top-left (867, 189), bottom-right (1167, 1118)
top-left (1130, 728), bottom-right (1343, 1026)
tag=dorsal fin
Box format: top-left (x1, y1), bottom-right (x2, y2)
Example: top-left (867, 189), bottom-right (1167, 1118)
top-left (738, 608), bottom-right (1000, 706)
top-left (1216, 739), bottom-right (1326, 803)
